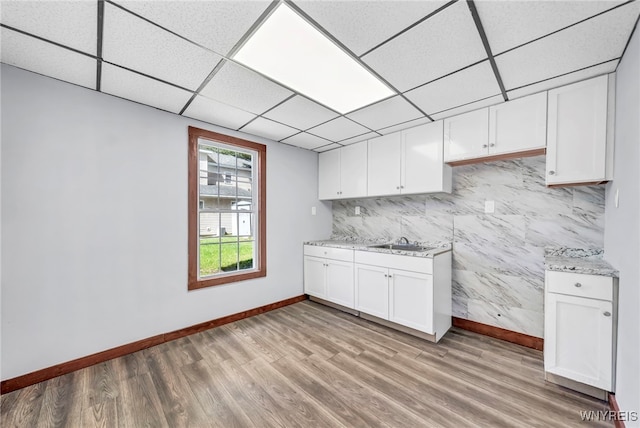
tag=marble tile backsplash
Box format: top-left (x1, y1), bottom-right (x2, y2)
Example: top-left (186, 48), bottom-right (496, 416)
top-left (331, 156), bottom-right (605, 338)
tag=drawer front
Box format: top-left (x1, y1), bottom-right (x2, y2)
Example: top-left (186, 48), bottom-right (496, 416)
top-left (304, 245), bottom-right (354, 262)
top-left (355, 251), bottom-right (433, 274)
top-left (546, 271), bottom-right (613, 301)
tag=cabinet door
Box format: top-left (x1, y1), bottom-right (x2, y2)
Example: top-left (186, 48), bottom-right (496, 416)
top-left (340, 141), bottom-right (367, 198)
top-left (326, 260), bottom-right (355, 309)
top-left (402, 121), bottom-right (448, 194)
top-left (489, 92), bottom-right (547, 155)
top-left (544, 293), bottom-right (613, 390)
top-left (389, 269), bottom-right (433, 333)
top-left (546, 75), bottom-right (608, 185)
top-left (355, 264), bottom-right (389, 319)
top-left (318, 149), bottom-right (341, 200)
top-left (367, 133), bottom-right (401, 197)
top-left (443, 109), bottom-right (489, 162)
top-left (303, 256), bottom-right (326, 299)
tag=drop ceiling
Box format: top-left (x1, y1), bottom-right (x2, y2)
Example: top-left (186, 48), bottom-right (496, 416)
top-left (1, 0), bottom-right (638, 152)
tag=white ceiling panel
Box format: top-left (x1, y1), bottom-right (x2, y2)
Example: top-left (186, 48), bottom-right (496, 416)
top-left (431, 95), bottom-right (504, 120)
top-left (338, 131), bottom-right (379, 145)
top-left (362, 0), bottom-right (487, 92)
top-left (200, 61), bottom-right (293, 115)
top-left (263, 96), bottom-right (339, 130)
top-left (0, 0), bottom-right (97, 55)
top-left (183, 96), bottom-right (256, 130)
top-left (313, 143), bottom-right (342, 153)
top-left (240, 117), bottom-right (299, 142)
top-left (101, 63), bottom-right (193, 114)
top-left (496, 2), bottom-right (639, 90)
top-left (113, 0), bottom-right (271, 56)
top-left (507, 63), bottom-right (617, 100)
top-left (102, 3), bottom-right (221, 91)
top-left (282, 132), bottom-right (333, 150)
top-left (346, 96), bottom-right (424, 130)
top-left (477, 1), bottom-right (626, 55)
top-left (377, 117), bottom-right (432, 135)
top-left (405, 61), bottom-right (501, 115)
top-left (0, 28), bottom-right (96, 89)
top-left (308, 117), bottom-right (371, 142)
top-left (294, 0), bottom-right (449, 56)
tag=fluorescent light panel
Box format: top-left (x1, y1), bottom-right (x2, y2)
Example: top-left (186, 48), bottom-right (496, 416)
top-left (233, 4), bottom-right (394, 114)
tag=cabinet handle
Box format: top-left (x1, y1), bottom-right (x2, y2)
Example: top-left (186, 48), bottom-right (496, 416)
top-left (603, 311), bottom-right (611, 317)
top-left (490, 143), bottom-right (495, 147)
top-left (400, 185), bottom-right (404, 189)
top-left (574, 282), bottom-right (582, 288)
top-left (482, 144), bottom-right (488, 148)
top-left (549, 171), bottom-right (555, 175)
top-left (396, 186), bottom-right (400, 190)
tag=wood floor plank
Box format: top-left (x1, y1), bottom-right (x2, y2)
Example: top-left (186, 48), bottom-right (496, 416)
top-left (115, 372), bottom-right (168, 428)
top-left (0, 382), bottom-right (46, 428)
top-left (82, 397), bottom-right (118, 428)
top-left (36, 372), bottom-right (84, 428)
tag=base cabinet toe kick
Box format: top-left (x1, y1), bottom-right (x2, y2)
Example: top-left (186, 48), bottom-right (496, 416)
top-left (303, 245), bottom-right (452, 343)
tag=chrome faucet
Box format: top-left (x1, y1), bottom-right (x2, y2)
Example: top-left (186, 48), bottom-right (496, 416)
top-left (398, 236), bottom-right (410, 245)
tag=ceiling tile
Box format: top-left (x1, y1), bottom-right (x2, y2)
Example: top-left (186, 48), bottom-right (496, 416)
top-left (431, 95), bottom-right (504, 120)
top-left (339, 132), bottom-right (379, 145)
top-left (405, 61), bottom-right (501, 115)
top-left (377, 117), bottom-right (432, 135)
top-left (281, 132), bottom-right (333, 150)
top-left (476, 1), bottom-right (626, 55)
top-left (495, 2), bottom-right (639, 90)
top-left (263, 95), bottom-right (339, 130)
top-left (314, 143), bottom-right (342, 153)
top-left (0, 28), bottom-right (96, 89)
top-left (507, 62), bottom-right (617, 100)
top-left (113, 0), bottom-right (271, 55)
top-left (362, 0), bottom-right (486, 92)
top-left (307, 117), bottom-right (371, 142)
top-left (240, 117), bottom-right (299, 142)
top-left (102, 3), bottom-right (221, 91)
top-left (199, 61), bottom-right (293, 115)
top-left (294, 0), bottom-right (449, 56)
top-left (346, 96), bottom-right (424, 130)
top-left (0, 0), bottom-right (97, 55)
top-left (183, 96), bottom-right (256, 130)
top-left (101, 63), bottom-right (193, 114)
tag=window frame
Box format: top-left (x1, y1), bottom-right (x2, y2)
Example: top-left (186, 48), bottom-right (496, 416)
top-left (188, 126), bottom-right (267, 290)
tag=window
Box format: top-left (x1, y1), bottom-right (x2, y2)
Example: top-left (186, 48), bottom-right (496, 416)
top-left (188, 126), bottom-right (266, 290)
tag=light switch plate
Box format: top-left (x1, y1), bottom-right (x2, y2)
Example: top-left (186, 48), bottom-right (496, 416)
top-left (485, 200), bottom-right (495, 214)
top-left (311, 206), bottom-right (317, 216)
top-left (355, 206), bottom-right (361, 215)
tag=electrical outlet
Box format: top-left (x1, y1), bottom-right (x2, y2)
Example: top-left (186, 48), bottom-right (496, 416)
top-left (485, 200), bottom-right (495, 214)
top-left (355, 206), bottom-right (361, 215)
top-left (311, 206), bottom-right (316, 216)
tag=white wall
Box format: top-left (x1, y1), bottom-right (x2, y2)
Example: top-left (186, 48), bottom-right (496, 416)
top-left (604, 27), bottom-right (640, 423)
top-left (0, 64), bottom-right (333, 381)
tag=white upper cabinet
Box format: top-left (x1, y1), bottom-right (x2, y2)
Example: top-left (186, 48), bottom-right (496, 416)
top-left (318, 141), bottom-right (367, 200)
top-left (546, 74), bottom-right (613, 186)
top-left (443, 109), bottom-right (489, 163)
top-left (489, 92), bottom-right (547, 156)
top-left (368, 122), bottom-right (451, 197)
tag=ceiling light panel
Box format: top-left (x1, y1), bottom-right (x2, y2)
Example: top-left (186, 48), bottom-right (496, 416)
top-left (476, 1), bottom-right (626, 55)
top-left (307, 117), bottom-right (371, 142)
top-left (377, 117), bottom-right (432, 135)
top-left (233, 4), bottom-right (394, 114)
top-left (183, 96), bottom-right (256, 130)
top-left (346, 96), bottom-right (424, 131)
top-left (338, 132), bottom-right (379, 146)
top-left (0, 28), bottom-right (96, 89)
top-left (113, 0), bottom-right (271, 55)
top-left (314, 143), bottom-right (342, 153)
top-left (405, 61), bottom-right (501, 115)
top-left (240, 117), bottom-right (299, 142)
top-left (102, 3), bottom-right (221, 91)
top-left (495, 3), bottom-right (639, 90)
top-left (101, 63), bottom-right (193, 114)
top-left (362, 0), bottom-right (486, 92)
top-left (0, 0), bottom-right (97, 55)
top-left (200, 61), bottom-right (292, 115)
top-left (431, 95), bottom-right (504, 120)
top-left (507, 62), bottom-right (617, 100)
top-left (281, 132), bottom-right (333, 150)
top-left (263, 96), bottom-right (339, 130)
top-left (294, 0), bottom-right (449, 56)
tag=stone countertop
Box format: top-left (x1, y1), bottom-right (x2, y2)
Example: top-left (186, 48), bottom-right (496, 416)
top-left (304, 239), bottom-right (452, 259)
top-left (544, 247), bottom-right (619, 277)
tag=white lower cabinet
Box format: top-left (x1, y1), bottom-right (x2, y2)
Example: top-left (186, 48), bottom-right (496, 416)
top-left (354, 264), bottom-right (389, 319)
top-left (544, 271), bottom-right (617, 392)
top-left (389, 270), bottom-right (433, 333)
top-left (303, 246), bottom-right (355, 309)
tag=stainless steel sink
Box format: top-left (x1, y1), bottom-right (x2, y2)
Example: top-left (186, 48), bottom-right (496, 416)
top-left (368, 243), bottom-right (432, 252)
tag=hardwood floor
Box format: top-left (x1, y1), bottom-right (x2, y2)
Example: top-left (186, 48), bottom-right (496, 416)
top-left (1, 301), bottom-right (612, 427)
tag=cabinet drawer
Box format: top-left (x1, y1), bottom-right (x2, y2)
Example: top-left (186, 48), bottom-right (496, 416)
top-left (355, 251), bottom-right (433, 274)
top-left (546, 271), bottom-right (613, 301)
top-left (304, 245), bottom-right (354, 262)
